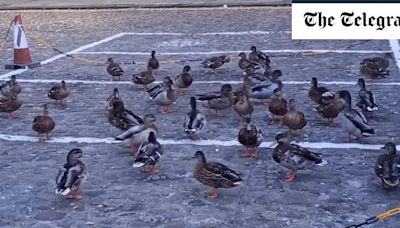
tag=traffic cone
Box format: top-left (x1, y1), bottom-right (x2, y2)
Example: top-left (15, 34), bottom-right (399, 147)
top-left (5, 14), bottom-right (40, 70)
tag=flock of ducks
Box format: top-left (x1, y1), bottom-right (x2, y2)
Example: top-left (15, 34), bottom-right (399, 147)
top-left (1, 46), bottom-right (399, 199)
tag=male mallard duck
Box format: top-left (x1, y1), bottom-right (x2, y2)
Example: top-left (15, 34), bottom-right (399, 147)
top-left (107, 57), bottom-right (124, 81)
top-left (271, 133), bottom-right (326, 182)
top-left (201, 55), bottom-right (230, 73)
top-left (375, 142), bottom-right (400, 189)
top-left (55, 148), bottom-right (87, 199)
top-left (360, 55), bottom-right (390, 81)
top-left (337, 90), bottom-right (375, 142)
top-left (193, 151), bottom-right (242, 198)
top-left (132, 132), bottom-right (163, 174)
top-left (107, 100), bottom-right (143, 130)
top-left (248, 46), bottom-right (270, 69)
top-left (234, 90), bottom-right (254, 124)
top-left (308, 77), bottom-right (330, 106)
top-left (0, 94), bottom-right (22, 119)
top-left (238, 52), bottom-right (259, 73)
top-left (184, 97), bottom-right (207, 140)
top-left (147, 50), bottom-right (160, 73)
top-left (175, 65), bottom-right (193, 96)
top-left (197, 84), bottom-right (235, 116)
top-left (147, 76), bottom-right (177, 114)
top-left (249, 70), bottom-right (283, 104)
top-left (282, 99), bottom-right (307, 139)
top-left (268, 88), bottom-right (287, 124)
top-left (132, 68), bottom-right (155, 91)
top-left (315, 91), bottom-right (346, 127)
top-left (238, 117), bottom-right (263, 159)
top-left (32, 104), bottom-right (55, 142)
top-left (106, 88), bottom-right (123, 110)
top-left (356, 78), bottom-right (378, 117)
top-left (0, 75), bottom-right (22, 97)
top-left (112, 114), bottom-right (157, 155)
top-left (48, 80), bottom-right (70, 106)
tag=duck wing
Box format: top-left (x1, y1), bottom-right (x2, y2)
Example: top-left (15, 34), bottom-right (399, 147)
top-left (344, 109), bottom-right (375, 135)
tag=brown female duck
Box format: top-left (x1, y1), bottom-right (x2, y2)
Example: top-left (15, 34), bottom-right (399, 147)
top-left (197, 84), bottom-right (235, 116)
top-left (107, 57), bottom-right (124, 81)
top-left (201, 55), bottom-right (230, 73)
top-left (308, 77), bottom-right (330, 105)
top-left (32, 104), bottom-right (56, 142)
top-left (48, 80), bottom-right (70, 106)
top-left (234, 90), bottom-right (254, 124)
top-left (0, 94), bottom-right (22, 119)
top-left (315, 91), bottom-right (346, 127)
top-left (193, 151), bottom-right (242, 198)
top-left (147, 50), bottom-right (160, 73)
top-left (175, 65), bottom-right (193, 96)
top-left (268, 88), bottom-right (287, 124)
top-left (132, 68), bottom-right (155, 91)
top-left (238, 117), bottom-right (263, 159)
top-left (0, 75), bottom-right (22, 97)
top-left (106, 88), bottom-right (123, 110)
top-left (282, 99), bottom-right (307, 139)
top-left (360, 55), bottom-right (390, 81)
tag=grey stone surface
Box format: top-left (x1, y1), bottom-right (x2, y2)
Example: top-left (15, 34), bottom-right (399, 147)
top-left (0, 7), bottom-right (398, 228)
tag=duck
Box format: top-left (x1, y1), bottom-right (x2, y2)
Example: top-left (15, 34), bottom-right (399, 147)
top-left (337, 90), bottom-right (375, 142)
top-left (201, 55), bottom-right (230, 73)
top-left (107, 57), bottom-right (124, 81)
top-left (147, 50), bottom-right (159, 73)
top-left (282, 99), bottom-right (307, 139)
top-left (238, 117), bottom-right (263, 159)
top-left (315, 91), bottom-right (346, 127)
top-left (106, 88), bottom-right (123, 110)
top-left (248, 46), bottom-right (270, 69)
top-left (175, 65), bottom-right (193, 96)
top-left (32, 104), bottom-right (56, 142)
top-left (55, 148), bottom-right (87, 199)
top-left (238, 52), bottom-right (259, 73)
top-left (233, 90), bottom-right (254, 124)
top-left (0, 75), bottom-right (22, 97)
top-left (132, 132), bottom-right (163, 174)
top-left (308, 77), bottom-right (330, 106)
top-left (0, 94), bottom-right (22, 119)
top-left (268, 88), bottom-right (287, 124)
top-left (107, 100), bottom-right (144, 130)
top-left (248, 70), bottom-right (283, 104)
top-left (244, 64), bottom-right (269, 83)
top-left (196, 84), bottom-right (235, 116)
top-left (375, 142), bottom-right (400, 189)
top-left (132, 68), bottom-right (155, 91)
top-left (147, 76), bottom-right (177, 114)
top-left (112, 114), bottom-right (158, 155)
top-left (270, 133), bottom-right (326, 182)
top-left (184, 97), bottom-right (207, 140)
top-left (356, 78), bottom-right (378, 117)
top-left (48, 80), bottom-right (70, 106)
top-left (193, 151), bottom-right (242, 198)
top-left (360, 55), bottom-right (390, 81)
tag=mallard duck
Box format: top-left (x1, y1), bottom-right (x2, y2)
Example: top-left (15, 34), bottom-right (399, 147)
top-left (193, 151), bottom-right (242, 198)
top-left (238, 52), bottom-right (259, 73)
top-left (0, 94), bottom-right (22, 119)
top-left (55, 148), bottom-right (87, 199)
top-left (356, 78), bottom-right (378, 117)
top-left (234, 90), bottom-right (254, 124)
top-left (270, 133), bottom-right (326, 182)
top-left (106, 88), bottom-right (123, 110)
top-left (315, 91), bottom-right (346, 127)
top-left (248, 46), bottom-right (270, 69)
top-left (32, 104), bottom-right (55, 142)
top-left (107, 100), bottom-right (143, 130)
top-left (132, 132), bottom-right (163, 174)
top-left (360, 56), bottom-right (390, 80)
top-left (201, 55), bottom-right (230, 73)
top-left (197, 84), bottom-right (235, 116)
top-left (48, 80), bottom-right (70, 106)
top-left (112, 114), bottom-right (157, 155)
top-left (308, 77), bottom-right (330, 105)
top-left (0, 75), bottom-right (22, 97)
top-left (147, 76), bottom-right (177, 114)
top-left (238, 117), bottom-right (263, 159)
top-left (244, 64), bottom-right (269, 82)
top-left (175, 65), bottom-right (193, 96)
top-left (375, 142), bottom-right (400, 189)
top-left (338, 90), bottom-right (375, 142)
top-left (282, 99), bottom-right (307, 139)
top-left (184, 97), bottom-right (207, 140)
top-left (132, 68), bottom-right (155, 91)
top-left (107, 57), bottom-right (124, 81)
top-left (147, 50), bottom-right (159, 73)
top-left (249, 70), bottom-right (283, 104)
top-left (268, 88), bottom-right (287, 124)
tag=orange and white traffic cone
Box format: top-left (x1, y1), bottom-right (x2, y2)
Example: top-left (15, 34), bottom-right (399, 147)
top-left (5, 14), bottom-right (40, 70)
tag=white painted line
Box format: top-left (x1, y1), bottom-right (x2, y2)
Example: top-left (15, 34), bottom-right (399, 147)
top-left (0, 33), bottom-right (126, 80)
top-left (13, 79), bottom-right (400, 86)
top-left (0, 133), bottom-right (386, 150)
top-left (389, 39), bottom-right (400, 71)
top-left (77, 49), bottom-right (390, 56)
top-left (121, 31), bottom-right (291, 36)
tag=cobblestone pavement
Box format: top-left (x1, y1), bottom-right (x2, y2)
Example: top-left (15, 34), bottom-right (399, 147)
top-left (0, 7), bottom-right (399, 228)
